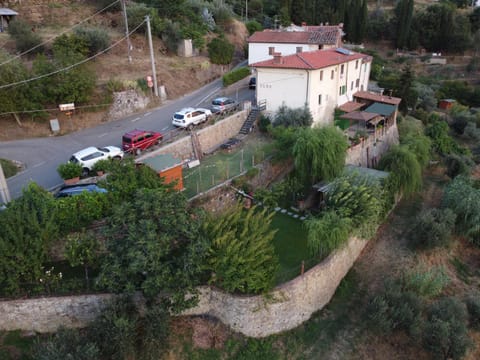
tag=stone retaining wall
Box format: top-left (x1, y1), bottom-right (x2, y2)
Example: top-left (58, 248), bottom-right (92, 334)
top-left (0, 237), bottom-right (366, 336)
top-left (137, 110), bottom-right (247, 162)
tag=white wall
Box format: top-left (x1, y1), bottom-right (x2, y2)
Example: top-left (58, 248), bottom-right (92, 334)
top-left (249, 42), bottom-right (318, 65)
top-left (257, 68), bottom-right (308, 113)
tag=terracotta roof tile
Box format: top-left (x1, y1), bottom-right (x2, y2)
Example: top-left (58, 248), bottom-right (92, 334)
top-left (248, 26), bottom-right (342, 45)
top-left (338, 101), bottom-right (364, 112)
top-left (251, 48), bottom-right (372, 70)
top-left (353, 91), bottom-right (402, 105)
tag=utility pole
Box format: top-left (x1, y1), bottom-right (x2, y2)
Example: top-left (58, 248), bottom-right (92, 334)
top-left (121, 0), bottom-right (132, 63)
top-left (245, 0), bottom-right (248, 22)
top-left (146, 15), bottom-right (159, 97)
top-left (0, 163), bottom-right (11, 205)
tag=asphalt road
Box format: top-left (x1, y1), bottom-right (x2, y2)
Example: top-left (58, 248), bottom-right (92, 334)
top-left (1, 74), bottom-right (255, 200)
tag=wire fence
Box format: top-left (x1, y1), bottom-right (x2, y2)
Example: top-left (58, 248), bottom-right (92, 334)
top-left (183, 141), bottom-right (269, 198)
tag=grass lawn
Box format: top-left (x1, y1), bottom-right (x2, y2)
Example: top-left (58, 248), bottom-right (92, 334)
top-left (271, 211), bottom-right (312, 284)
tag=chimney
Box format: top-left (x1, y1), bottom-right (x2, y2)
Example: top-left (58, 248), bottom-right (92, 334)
top-left (273, 52), bottom-right (282, 64)
top-left (301, 22), bottom-right (307, 27)
top-left (338, 23), bottom-right (344, 29)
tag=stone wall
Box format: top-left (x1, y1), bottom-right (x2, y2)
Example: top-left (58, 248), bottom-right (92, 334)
top-left (182, 236), bottom-right (367, 337)
top-left (0, 294), bottom-right (113, 333)
top-left (0, 237), bottom-right (366, 335)
top-left (107, 90), bottom-right (151, 121)
top-left (346, 124), bottom-right (399, 167)
top-left (137, 110), bottom-right (248, 162)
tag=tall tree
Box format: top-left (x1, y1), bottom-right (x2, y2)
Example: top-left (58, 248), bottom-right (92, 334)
top-left (97, 188), bottom-right (209, 311)
top-left (394, 0), bottom-right (414, 49)
top-left (203, 204), bottom-right (279, 294)
top-left (292, 126), bottom-right (348, 186)
top-left (396, 63), bottom-right (418, 113)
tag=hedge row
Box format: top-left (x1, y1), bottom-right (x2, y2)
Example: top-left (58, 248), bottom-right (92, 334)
top-left (222, 67), bottom-right (251, 86)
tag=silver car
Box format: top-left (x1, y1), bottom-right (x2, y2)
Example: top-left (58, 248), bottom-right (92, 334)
top-left (211, 97), bottom-right (239, 114)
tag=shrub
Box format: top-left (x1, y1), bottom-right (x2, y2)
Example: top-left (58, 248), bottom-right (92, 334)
top-left (222, 66), bottom-right (251, 86)
top-left (91, 159), bottom-right (111, 174)
top-left (305, 210), bottom-right (352, 257)
top-left (258, 114), bottom-right (271, 133)
top-left (423, 297), bottom-right (471, 360)
top-left (378, 145), bottom-right (422, 197)
top-left (402, 265), bottom-right (450, 298)
top-left (73, 26), bottom-right (111, 56)
top-left (208, 36), bottom-right (234, 65)
top-left (33, 327), bottom-right (99, 360)
top-left (203, 205), bottom-right (279, 294)
top-left (444, 153), bottom-right (474, 179)
top-left (273, 104), bottom-right (312, 127)
top-left (409, 208), bottom-right (456, 249)
top-left (245, 20), bottom-right (263, 35)
top-left (466, 292), bottom-right (480, 329)
top-left (57, 162), bottom-right (83, 180)
top-left (0, 158), bottom-right (18, 178)
top-left (8, 18), bottom-right (44, 54)
top-left (366, 279), bottom-right (423, 336)
top-left (400, 133), bottom-right (432, 168)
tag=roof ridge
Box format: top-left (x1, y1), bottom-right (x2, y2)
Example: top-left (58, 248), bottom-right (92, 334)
top-left (297, 52), bottom-right (314, 68)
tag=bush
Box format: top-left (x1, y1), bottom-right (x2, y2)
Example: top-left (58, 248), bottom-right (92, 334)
top-left (366, 279), bottom-right (423, 336)
top-left (402, 265), bottom-right (450, 298)
top-left (258, 114), bottom-right (271, 133)
top-left (409, 208), bottom-right (456, 249)
top-left (273, 104), bottom-right (312, 127)
top-left (305, 210), bottom-right (352, 257)
top-left (8, 18), bottom-right (44, 54)
top-left (91, 159), bottom-right (111, 174)
top-left (73, 26), bottom-right (111, 56)
top-left (57, 162), bottom-right (83, 180)
top-left (466, 292), bottom-right (480, 329)
top-left (423, 297), bottom-right (471, 360)
top-left (0, 158), bottom-right (18, 178)
top-left (33, 327), bottom-right (99, 360)
top-left (245, 20), bottom-right (263, 35)
top-left (444, 153), bottom-right (474, 178)
top-left (208, 36), bottom-right (234, 65)
top-left (222, 66), bottom-right (251, 86)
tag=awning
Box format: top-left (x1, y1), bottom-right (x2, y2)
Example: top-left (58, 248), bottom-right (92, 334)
top-left (338, 101), bottom-right (363, 113)
top-left (340, 111), bottom-right (379, 121)
top-left (364, 102), bottom-right (396, 116)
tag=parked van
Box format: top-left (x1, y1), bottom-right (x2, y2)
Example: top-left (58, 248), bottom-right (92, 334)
top-left (122, 129), bottom-right (163, 155)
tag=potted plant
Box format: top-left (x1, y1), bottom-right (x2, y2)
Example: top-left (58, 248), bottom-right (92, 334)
top-left (57, 162), bottom-right (83, 184)
top-left (91, 159), bottom-right (110, 176)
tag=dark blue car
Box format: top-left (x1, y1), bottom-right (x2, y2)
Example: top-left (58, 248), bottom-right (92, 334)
top-left (55, 184), bottom-right (107, 198)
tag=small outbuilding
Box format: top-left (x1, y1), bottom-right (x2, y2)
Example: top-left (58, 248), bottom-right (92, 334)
top-left (0, 8), bottom-right (18, 32)
top-left (438, 99), bottom-right (456, 110)
top-left (141, 153), bottom-right (184, 191)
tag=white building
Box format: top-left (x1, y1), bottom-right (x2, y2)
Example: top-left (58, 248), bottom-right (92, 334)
top-left (251, 48), bottom-right (372, 126)
top-left (247, 25), bottom-right (343, 65)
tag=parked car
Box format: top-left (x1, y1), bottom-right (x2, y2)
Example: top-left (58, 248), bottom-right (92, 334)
top-left (172, 107), bottom-right (212, 129)
top-left (54, 183), bottom-right (107, 198)
top-left (69, 146), bottom-right (123, 176)
top-left (122, 129), bottom-right (163, 155)
top-left (211, 97), bottom-right (239, 114)
top-left (248, 77), bottom-right (256, 89)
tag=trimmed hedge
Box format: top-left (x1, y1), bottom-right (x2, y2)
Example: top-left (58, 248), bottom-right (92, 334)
top-left (222, 67), bottom-right (251, 86)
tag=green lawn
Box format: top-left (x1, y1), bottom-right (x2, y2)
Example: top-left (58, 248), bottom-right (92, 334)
top-left (271, 211), bottom-right (312, 284)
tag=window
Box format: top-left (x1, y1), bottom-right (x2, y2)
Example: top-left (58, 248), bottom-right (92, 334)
top-left (318, 94), bottom-right (322, 105)
top-left (340, 64), bottom-right (345, 75)
top-left (351, 81), bottom-right (354, 90)
top-left (320, 70), bottom-right (323, 81)
top-left (355, 60), bottom-right (359, 69)
top-left (356, 78), bottom-right (360, 88)
top-left (331, 70), bottom-right (334, 79)
top-left (339, 85), bottom-right (346, 95)
top-left (296, 46), bottom-right (302, 53)
top-left (268, 47), bottom-right (274, 55)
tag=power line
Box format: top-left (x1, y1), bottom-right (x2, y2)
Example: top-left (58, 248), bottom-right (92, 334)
top-left (0, 102), bottom-right (115, 118)
top-left (0, 0), bottom-right (121, 67)
top-left (0, 20), bottom-right (146, 91)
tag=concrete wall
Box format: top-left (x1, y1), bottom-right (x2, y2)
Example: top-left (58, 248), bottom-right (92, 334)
top-left (107, 90), bottom-right (151, 121)
top-left (137, 110), bottom-right (247, 162)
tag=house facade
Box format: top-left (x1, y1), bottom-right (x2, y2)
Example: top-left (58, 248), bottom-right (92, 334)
top-left (251, 48), bottom-right (372, 126)
top-left (247, 24), bottom-right (343, 65)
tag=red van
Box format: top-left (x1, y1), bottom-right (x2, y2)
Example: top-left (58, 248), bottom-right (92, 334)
top-left (122, 129), bottom-right (163, 155)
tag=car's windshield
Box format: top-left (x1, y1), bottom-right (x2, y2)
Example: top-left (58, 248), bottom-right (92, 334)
top-left (212, 100), bottom-right (223, 106)
top-left (174, 113), bottom-right (185, 120)
top-left (98, 147), bottom-right (109, 152)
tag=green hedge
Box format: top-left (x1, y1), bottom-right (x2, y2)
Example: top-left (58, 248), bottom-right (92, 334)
top-left (222, 67), bottom-right (251, 86)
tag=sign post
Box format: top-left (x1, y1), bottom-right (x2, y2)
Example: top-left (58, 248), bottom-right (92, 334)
top-left (59, 103), bottom-right (75, 130)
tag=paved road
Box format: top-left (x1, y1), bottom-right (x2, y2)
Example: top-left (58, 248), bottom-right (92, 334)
top-left (1, 74), bottom-right (255, 199)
